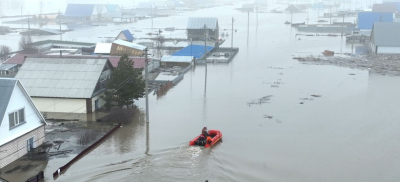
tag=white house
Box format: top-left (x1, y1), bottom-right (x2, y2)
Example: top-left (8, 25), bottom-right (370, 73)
top-left (0, 78), bottom-right (46, 169)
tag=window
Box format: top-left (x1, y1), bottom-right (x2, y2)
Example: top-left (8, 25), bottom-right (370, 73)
top-left (9, 108), bottom-right (25, 128)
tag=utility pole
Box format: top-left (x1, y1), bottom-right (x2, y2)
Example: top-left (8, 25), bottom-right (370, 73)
top-left (59, 12), bottom-right (62, 41)
top-left (330, 6), bottom-right (332, 24)
top-left (341, 14), bottom-right (344, 37)
top-left (28, 18), bottom-right (30, 37)
top-left (40, 1), bottom-right (42, 15)
top-left (144, 48), bottom-right (149, 123)
top-left (231, 17), bottom-right (235, 48)
top-left (151, 4), bottom-right (153, 33)
top-left (256, 6), bottom-right (258, 28)
top-left (204, 24), bottom-right (207, 69)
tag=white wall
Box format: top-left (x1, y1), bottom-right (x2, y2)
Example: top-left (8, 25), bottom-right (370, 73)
top-left (377, 46), bottom-right (400, 54)
top-left (32, 97), bottom-right (87, 113)
top-left (0, 83), bottom-right (44, 146)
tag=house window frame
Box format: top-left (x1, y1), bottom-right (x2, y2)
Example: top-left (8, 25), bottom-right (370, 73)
top-left (9, 108), bottom-right (26, 130)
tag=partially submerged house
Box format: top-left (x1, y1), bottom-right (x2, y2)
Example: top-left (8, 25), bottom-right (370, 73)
top-left (111, 39), bottom-right (146, 56)
top-left (0, 64), bottom-right (19, 77)
top-left (161, 55), bottom-right (194, 66)
top-left (172, 45), bottom-right (214, 59)
top-left (116, 30), bottom-right (135, 42)
top-left (370, 22), bottom-right (400, 54)
top-left (187, 17), bottom-right (219, 41)
top-left (64, 4), bottom-right (102, 20)
top-left (0, 78), bottom-right (46, 169)
top-left (15, 57), bottom-right (113, 113)
top-left (103, 4), bottom-right (122, 19)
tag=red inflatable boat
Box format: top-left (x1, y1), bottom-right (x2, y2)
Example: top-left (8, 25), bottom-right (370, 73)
top-left (189, 130), bottom-right (222, 148)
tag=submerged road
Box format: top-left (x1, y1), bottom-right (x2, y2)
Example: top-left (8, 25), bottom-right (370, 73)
top-left (2, 3), bottom-right (400, 182)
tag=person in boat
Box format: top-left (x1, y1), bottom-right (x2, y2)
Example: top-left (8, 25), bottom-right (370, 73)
top-left (202, 126), bottom-right (209, 137)
top-left (197, 127), bottom-right (211, 146)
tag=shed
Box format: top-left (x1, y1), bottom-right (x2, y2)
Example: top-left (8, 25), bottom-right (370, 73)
top-left (172, 45), bottom-right (214, 59)
top-left (357, 12), bottom-right (394, 30)
top-left (0, 64), bottom-right (19, 77)
top-left (116, 30), bottom-right (135, 42)
top-left (372, 4), bottom-right (397, 12)
top-left (370, 22), bottom-right (400, 54)
top-left (187, 17), bottom-right (219, 41)
top-left (161, 55), bottom-right (194, 66)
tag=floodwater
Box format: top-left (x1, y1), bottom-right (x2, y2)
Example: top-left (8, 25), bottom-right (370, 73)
top-left (2, 3), bottom-right (400, 182)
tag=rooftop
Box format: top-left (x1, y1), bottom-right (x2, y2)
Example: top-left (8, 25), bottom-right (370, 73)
top-left (358, 12), bottom-right (394, 30)
top-left (65, 4), bottom-right (95, 17)
top-left (172, 45), bottom-right (214, 59)
top-left (187, 17), bottom-right (218, 30)
top-left (161, 55), bottom-right (194, 63)
top-left (15, 57), bottom-right (109, 99)
top-left (113, 39), bottom-right (146, 51)
top-left (0, 64), bottom-right (18, 71)
top-left (0, 78), bottom-right (17, 127)
top-left (372, 4), bottom-right (397, 12)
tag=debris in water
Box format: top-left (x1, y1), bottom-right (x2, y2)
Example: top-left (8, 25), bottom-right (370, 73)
top-left (311, 95), bottom-right (322, 97)
top-left (247, 95), bottom-right (273, 106)
top-left (263, 115), bottom-right (273, 119)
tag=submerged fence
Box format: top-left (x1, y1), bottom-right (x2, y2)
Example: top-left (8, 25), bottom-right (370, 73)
top-left (53, 123), bottom-right (122, 178)
top-left (26, 171), bottom-right (44, 182)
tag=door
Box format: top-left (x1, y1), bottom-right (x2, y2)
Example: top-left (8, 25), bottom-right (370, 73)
top-left (27, 137), bottom-right (34, 152)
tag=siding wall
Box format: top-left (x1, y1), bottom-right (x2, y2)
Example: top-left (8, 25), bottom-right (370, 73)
top-left (377, 46), bottom-right (400, 54)
top-left (0, 125), bottom-right (45, 168)
top-left (110, 44), bottom-right (144, 56)
top-left (32, 97), bottom-right (87, 113)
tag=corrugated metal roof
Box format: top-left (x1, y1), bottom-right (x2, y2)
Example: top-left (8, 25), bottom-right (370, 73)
top-left (0, 78), bottom-right (17, 127)
top-left (371, 22), bottom-right (400, 46)
top-left (94, 43), bottom-right (112, 54)
top-left (121, 30), bottom-right (134, 41)
top-left (15, 58), bottom-right (108, 99)
top-left (0, 64), bottom-right (18, 71)
top-left (172, 45), bottom-right (214, 59)
top-left (65, 4), bottom-right (95, 17)
top-left (358, 12), bottom-right (393, 30)
top-left (113, 39), bottom-right (146, 51)
top-left (161, 56), bottom-right (194, 63)
top-left (383, 2), bottom-right (400, 11)
top-left (372, 4), bottom-right (397, 12)
top-left (187, 17), bottom-right (218, 30)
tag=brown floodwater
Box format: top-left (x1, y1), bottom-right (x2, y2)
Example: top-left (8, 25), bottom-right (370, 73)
top-left (2, 3), bottom-right (400, 182)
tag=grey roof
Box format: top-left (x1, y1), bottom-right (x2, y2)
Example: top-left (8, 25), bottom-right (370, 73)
top-left (187, 17), bottom-right (218, 29)
top-left (0, 78), bottom-right (17, 127)
top-left (15, 58), bottom-right (108, 99)
top-left (371, 22), bottom-right (400, 46)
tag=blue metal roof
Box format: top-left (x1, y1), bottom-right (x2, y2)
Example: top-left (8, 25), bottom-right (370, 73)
top-left (121, 30), bottom-right (134, 41)
top-left (65, 4), bottom-right (95, 17)
top-left (383, 2), bottom-right (400, 11)
top-left (172, 45), bottom-right (214, 59)
top-left (357, 12), bottom-right (393, 30)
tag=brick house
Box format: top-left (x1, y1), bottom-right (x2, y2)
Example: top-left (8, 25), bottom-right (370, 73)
top-left (0, 78), bottom-right (47, 169)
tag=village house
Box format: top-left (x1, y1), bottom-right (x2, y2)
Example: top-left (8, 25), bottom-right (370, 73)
top-left (15, 57), bottom-right (113, 114)
top-left (187, 17), bottom-right (219, 41)
top-left (116, 30), bottom-right (135, 42)
top-left (0, 78), bottom-right (47, 169)
top-left (370, 22), bottom-right (400, 54)
top-left (161, 55), bottom-right (194, 67)
top-left (64, 4), bottom-right (105, 20)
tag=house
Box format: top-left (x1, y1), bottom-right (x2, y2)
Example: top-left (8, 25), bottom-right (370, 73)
top-left (15, 57), bottom-right (113, 113)
top-left (357, 12), bottom-right (393, 30)
top-left (110, 39), bottom-right (146, 56)
top-left (372, 4), bottom-right (397, 13)
top-left (116, 30), bottom-right (135, 42)
top-left (136, 2), bottom-right (155, 10)
top-left (161, 55), bottom-right (194, 67)
top-left (64, 4), bottom-right (103, 20)
top-left (0, 78), bottom-right (46, 169)
top-left (103, 4), bottom-right (122, 19)
top-left (370, 22), bottom-right (400, 54)
top-left (0, 64), bottom-right (19, 77)
top-left (187, 17), bottom-right (219, 41)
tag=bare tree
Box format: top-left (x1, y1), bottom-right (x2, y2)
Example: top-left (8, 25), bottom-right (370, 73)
top-left (18, 35), bottom-right (36, 53)
top-left (155, 36), bottom-right (165, 58)
top-left (102, 37), bottom-right (115, 43)
top-left (0, 45), bottom-right (12, 63)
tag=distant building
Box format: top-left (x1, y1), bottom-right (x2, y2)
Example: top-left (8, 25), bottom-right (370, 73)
top-left (103, 4), bottom-right (122, 19)
top-left (241, 4), bottom-right (255, 12)
top-left (187, 17), bottom-right (219, 41)
top-left (372, 4), bottom-right (397, 13)
top-left (15, 57), bottom-right (113, 113)
top-left (370, 22), bottom-right (400, 54)
top-left (357, 12), bottom-right (393, 30)
top-left (0, 64), bottom-right (19, 78)
top-left (383, 2), bottom-right (400, 11)
top-left (116, 30), bottom-right (135, 42)
top-left (111, 39), bottom-right (146, 56)
top-left (285, 5), bottom-right (302, 13)
top-left (64, 4), bottom-right (100, 20)
top-left (0, 78), bottom-right (46, 169)
top-left (161, 55), bottom-right (194, 67)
